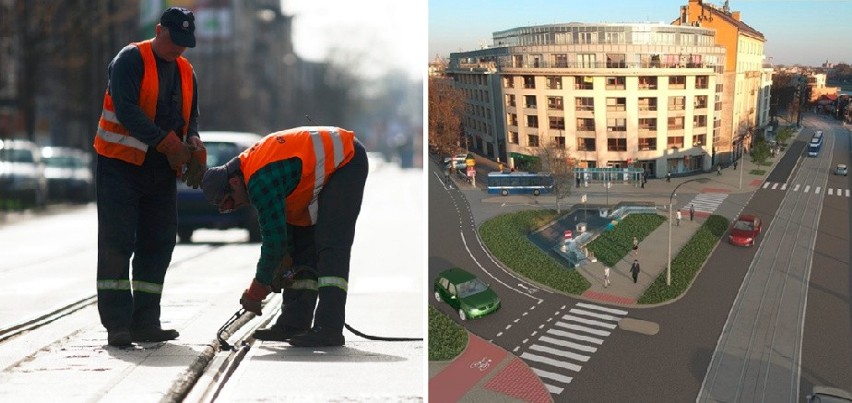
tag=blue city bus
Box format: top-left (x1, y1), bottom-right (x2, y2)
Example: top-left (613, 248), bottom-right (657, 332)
top-left (808, 131), bottom-right (823, 157)
top-left (487, 171), bottom-right (554, 196)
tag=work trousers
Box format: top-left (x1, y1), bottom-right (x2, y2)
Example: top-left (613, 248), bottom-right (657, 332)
top-left (276, 140), bottom-right (369, 333)
top-left (96, 153), bottom-right (177, 332)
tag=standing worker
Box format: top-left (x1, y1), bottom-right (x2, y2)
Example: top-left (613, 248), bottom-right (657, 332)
top-left (93, 7), bottom-right (207, 347)
top-left (201, 127), bottom-right (369, 347)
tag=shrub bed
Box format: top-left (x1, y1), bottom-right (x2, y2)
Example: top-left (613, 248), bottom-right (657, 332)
top-left (428, 306), bottom-right (468, 361)
top-left (479, 209), bottom-right (591, 294)
top-left (638, 214), bottom-right (729, 304)
top-left (586, 214), bottom-right (665, 267)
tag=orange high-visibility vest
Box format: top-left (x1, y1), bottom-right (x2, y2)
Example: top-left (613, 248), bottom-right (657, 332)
top-left (93, 39), bottom-right (194, 165)
top-left (239, 127), bottom-right (356, 226)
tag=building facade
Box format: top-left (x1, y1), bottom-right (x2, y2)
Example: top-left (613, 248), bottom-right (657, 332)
top-left (674, 0), bottom-right (771, 163)
top-left (448, 22), bottom-right (727, 177)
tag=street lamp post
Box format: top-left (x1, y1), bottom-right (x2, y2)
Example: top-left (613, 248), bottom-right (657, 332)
top-left (667, 177), bottom-right (710, 286)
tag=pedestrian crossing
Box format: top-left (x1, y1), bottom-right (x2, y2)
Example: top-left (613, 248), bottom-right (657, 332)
top-left (679, 192), bottom-right (728, 216)
top-left (761, 181), bottom-right (850, 197)
top-left (514, 302), bottom-right (628, 395)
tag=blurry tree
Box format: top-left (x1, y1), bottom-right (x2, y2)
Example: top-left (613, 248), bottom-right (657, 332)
top-left (536, 138), bottom-right (575, 213)
top-left (428, 76), bottom-right (464, 160)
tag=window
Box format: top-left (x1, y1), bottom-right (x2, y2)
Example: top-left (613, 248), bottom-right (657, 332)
top-left (638, 76), bottom-right (657, 89)
top-left (576, 97), bottom-right (594, 111)
top-left (577, 137), bottom-right (596, 151)
top-left (667, 116), bottom-right (685, 130)
top-left (553, 54), bottom-right (568, 68)
top-left (506, 94), bottom-right (516, 107)
top-left (638, 97), bottom-right (657, 111)
top-left (528, 134), bottom-right (540, 147)
top-left (576, 118), bottom-right (595, 131)
top-left (579, 32), bottom-right (597, 44)
top-left (669, 76), bottom-right (686, 89)
top-left (508, 113), bottom-right (518, 126)
top-left (527, 115), bottom-right (538, 128)
top-left (524, 95), bottom-right (537, 108)
top-left (575, 76), bottom-right (594, 90)
top-left (696, 75), bottom-right (709, 89)
top-left (546, 76), bottom-right (562, 89)
top-left (554, 136), bottom-right (566, 148)
top-left (578, 54), bottom-right (596, 68)
top-left (638, 118), bottom-right (657, 131)
top-left (638, 137), bottom-right (657, 151)
top-left (549, 116), bottom-right (565, 130)
top-left (667, 136), bottom-right (684, 148)
top-left (668, 96), bottom-right (685, 111)
top-left (606, 76), bottom-right (626, 90)
top-left (606, 54), bottom-right (626, 68)
top-left (607, 118), bottom-right (626, 132)
top-left (508, 131), bottom-right (519, 144)
top-left (606, 97), bottom-right (626, 112)
top-left (694, 95), bottom-right (708, 109)
top-left (523, 75), bottom-right (535, 89)
top-left (547, 96), bottom-right (563, 110)
top-left (693, 134), bottom-right (705, 146)
top-left (694, 115), bottom-right (707, 127)
top-left (504, 76), bottom-right (514, 88)
top-left (607, 138), bottom-right (627, 151)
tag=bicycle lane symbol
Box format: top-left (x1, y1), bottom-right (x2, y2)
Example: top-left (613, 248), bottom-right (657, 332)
top-left (470, 356), bottom-right (492, 372)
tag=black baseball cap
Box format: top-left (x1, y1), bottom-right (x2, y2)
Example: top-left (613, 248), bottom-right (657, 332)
top-left (160, 7), bottom-right (196, 48)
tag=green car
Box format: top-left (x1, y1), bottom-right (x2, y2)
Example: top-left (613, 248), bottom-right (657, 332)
top-left (433, 267), bottom-right (501, 321)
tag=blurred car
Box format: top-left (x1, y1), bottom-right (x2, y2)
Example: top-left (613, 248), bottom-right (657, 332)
top-left (834, 163), bottom-right (847, 176)
top-left (177, 131), bottom-right (263, 243)
top-left (443, 153), bottom-right (470, 170)
top-left (41, 146), bottom-right (93, 203)
top-left (806, 386), bottom-right (852, 403)
top-left (0, 139), bottom-right (47, 208)
top-left (728, 214), bottom-right (762, 247)
top-left (433, 267), bottom-right (501, 321)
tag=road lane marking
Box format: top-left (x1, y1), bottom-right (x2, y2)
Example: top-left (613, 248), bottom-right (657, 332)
top-left (815, 186), bottom-right (821, 194)
top-left (763, 182), bottom-right (770, 189)
top-left (546, 328), bottom-right (605, 345)
top-left (520, 352), bottom-right (581, 372)
top-left (529, 343), bottom-right (591, 362)
top-left (533, 368), bottom-right (573, 385)
top-left (538, 335), bottom-right (597, 353)
top-left (804, 185), bottom-right (811, 192)
top-left (771, 183), bottom-right (778, 189)
top-left (563, 314), bottom-right (618, 329)
top-left (794, 184), bottom-right (800, 191)
top-left (553, 322), bottom-right (611, 337)
top-left (568, 308), bottom-right (622, 322)
top-left (828, 188), bottom-right (834, 196)
top-left (576, 302), bottom-right (628, 316)
top-left (781, 183), bottom-right (787, 190)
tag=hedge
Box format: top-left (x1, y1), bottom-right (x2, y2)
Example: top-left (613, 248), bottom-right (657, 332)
top-left (638, 214), bottom-right (729, 304)
top-left (479, 209), bottom-right (591, 294)
top-left (428, 306), bottom-right (468, 361)
top-left (586, 214), bottom-right (665, 267)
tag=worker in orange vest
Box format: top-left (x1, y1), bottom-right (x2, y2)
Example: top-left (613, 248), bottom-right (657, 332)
top-left (201, 127), bottom-right (368, 347)
top-left (93, 7), bottom-right (206, 347)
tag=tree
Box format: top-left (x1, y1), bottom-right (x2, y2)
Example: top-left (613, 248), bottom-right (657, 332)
top-left (535, 138), bottom-right (575, 213)
top-left (428, 76), bottom-right (465, 160)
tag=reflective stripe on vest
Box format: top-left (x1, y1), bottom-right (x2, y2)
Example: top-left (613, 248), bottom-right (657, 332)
top-left (240, 127), bottom-right (355, 226)
top-left (317, 276), bottom-right (348, 292)
top-left (93, 39), bottom-right (194, 165)
top-left (96, 279), bottom-right (164, 294)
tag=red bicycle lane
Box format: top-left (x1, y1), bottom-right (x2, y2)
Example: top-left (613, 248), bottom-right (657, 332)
top-left (429, 332), bottom-right (552, 403)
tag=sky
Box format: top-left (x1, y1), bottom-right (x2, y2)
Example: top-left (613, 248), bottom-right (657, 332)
top-left (428, 0), bottom-right (852, 67)
top-left (281, 0), bottom-right (427, 80)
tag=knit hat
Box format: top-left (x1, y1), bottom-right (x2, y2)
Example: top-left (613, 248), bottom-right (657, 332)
top-left (201, 156), bottom-right (241, 205)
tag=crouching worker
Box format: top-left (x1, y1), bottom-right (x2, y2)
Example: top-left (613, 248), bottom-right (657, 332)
top-left (201, 127), bottom-right (368, 347)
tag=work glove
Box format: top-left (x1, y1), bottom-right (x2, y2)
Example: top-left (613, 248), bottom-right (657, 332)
top-left (270, 255), bottom-right (294, 293)
top-left (240, 279), bottom-right (271, 315)
top-left (156, 131), bottom-right (193, 176)
top-left (183, 145), bottom-right (207, 188)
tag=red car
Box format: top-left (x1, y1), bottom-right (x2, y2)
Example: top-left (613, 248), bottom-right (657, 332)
top-left (728, 214), bottom-right (762, 246)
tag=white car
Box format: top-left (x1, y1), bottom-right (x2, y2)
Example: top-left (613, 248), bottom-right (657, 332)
top-left (834, 163), bottom-right (847, 176)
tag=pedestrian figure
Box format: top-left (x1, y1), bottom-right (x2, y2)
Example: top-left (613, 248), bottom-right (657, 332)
top-left (604, 266), bottom-right (611, 288)
top-left (640, 173), bottom-right (645, 188)
top-left (630, 260), bottom-right (641, 284)
top-left (733, 160), bottom-right (738, 170)
top-left (676, 210), bottom-right (682, 226)
top-left (666, 171), bottom-right (672, 182)
top-left (689, 204), bottom-right (695, 221)
top-left (632, 236), bottom-right (639, 255)
top-left (716, 165), bottom-right (722, 176)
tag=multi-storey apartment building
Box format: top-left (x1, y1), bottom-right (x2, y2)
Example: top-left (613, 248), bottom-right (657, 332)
top-left (674, 0), bottom-right (771, 164)
top-left (448, 22), bottom-right (727, 177)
